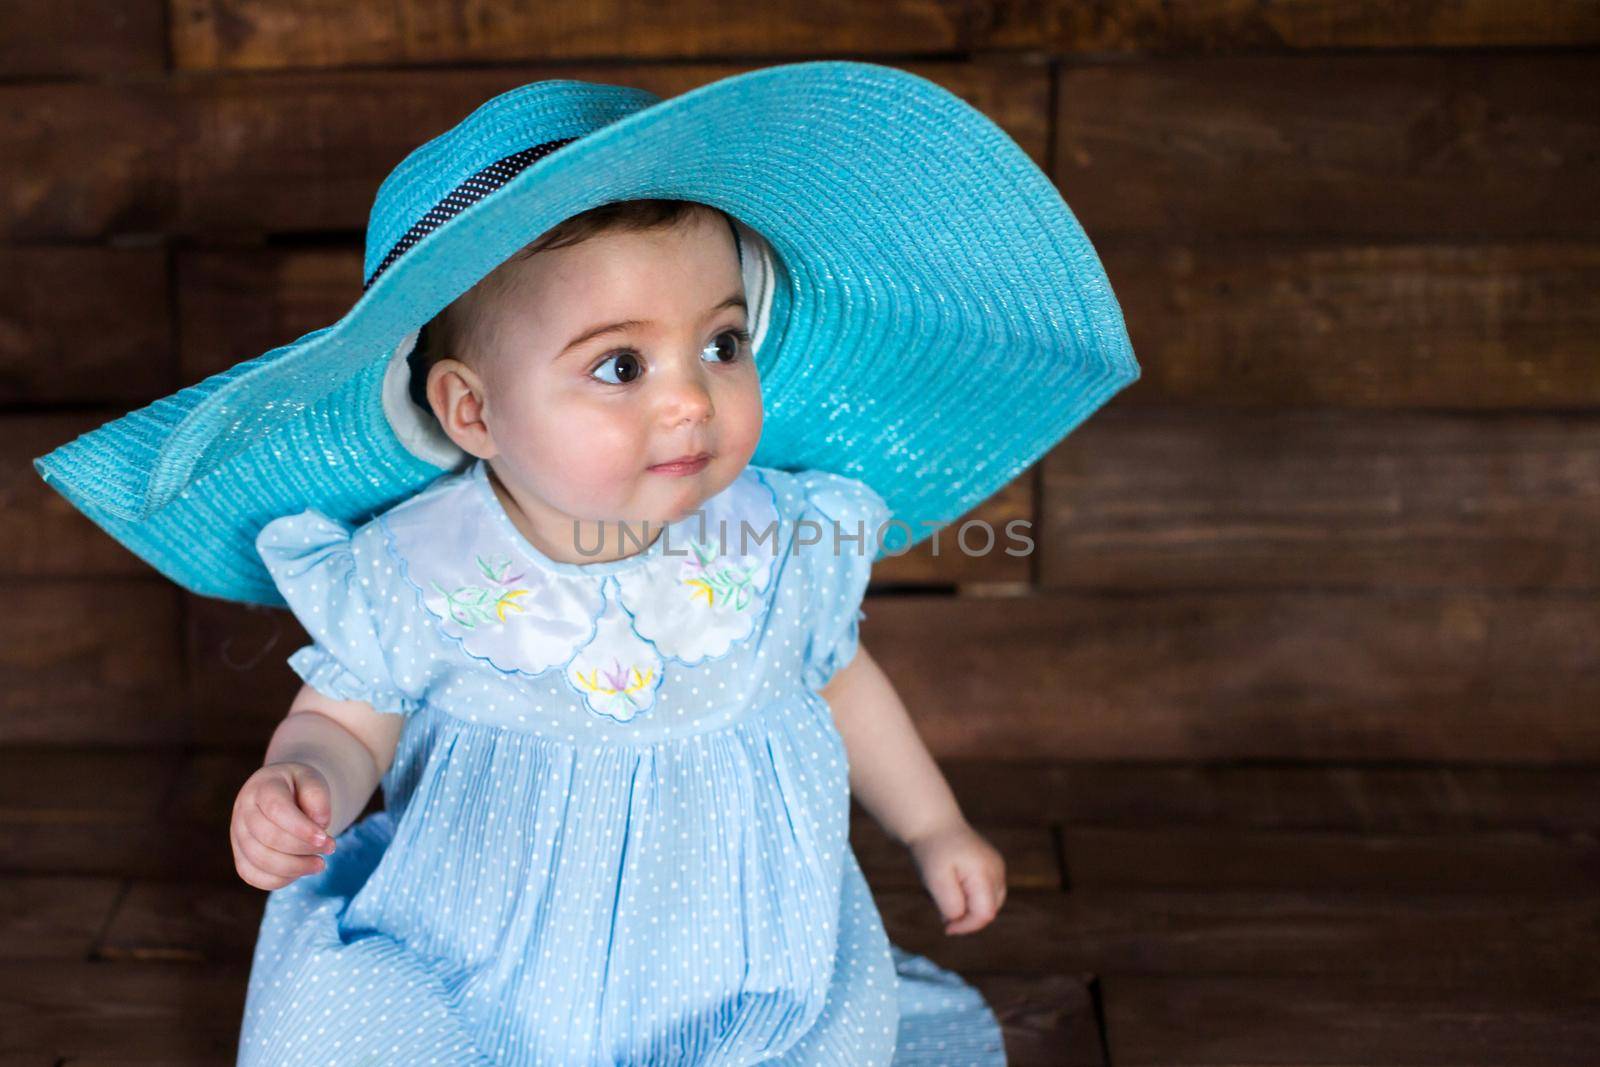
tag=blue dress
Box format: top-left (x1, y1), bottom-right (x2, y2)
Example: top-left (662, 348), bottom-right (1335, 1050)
top-left (236, 457), bottom-right (1006, 1066)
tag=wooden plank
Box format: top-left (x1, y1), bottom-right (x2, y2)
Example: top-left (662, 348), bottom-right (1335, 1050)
top-left (1061, 825), bottom-right (1600, 893)
top-left (0, 0), bottom-right (165, 79)
top-left (968, 972), bottom-right (1105, 1067)
top-left (0, 248), bottom-right (173, 406)
top-left (876, 888), bottom-right (1600, 994)
top-left (989, 1), bottom-right (1600, 52)
top-left (0, 747), bottom-right (197, 880)
top-left (166, 0), bottom-right (1600, 71)
top-left (1055, 53), bottom-right (1600, 240)
top-left (1038, 408), bottom-right (1600, 592)
top-left (0, 876), bottom-right (122, 960)
top-left (943, 759), bottom-right (1600, 834)
top-left (167, 0), bottom-right (970, 71)
top-left (176, 248), bottom-right (362, 382)
top-left (0, 581), bottom-right (188, 747)
top-left (863, 590), bottom-right (1600, 762)
top-left (1100, 974), bottom-right (1600, 1065)
top-left (98, 880), bottom-right (262, 964)
top-left (185, 594), bottom-right (299, 747)
top-left (0, 816), bottom-right (216, 883)
top-left (0, 749), bottom-right (180, 820)
top-left (1, 64), bottom-right (1038, 240)
top-left (174, 61), bottom-right (1048, 237)
top-left (2, 416), bottom-right (177, 579)
top-left (0, 960), bottom-right (244, 1062)
top-left (0, 82), bottom-right (177, 242)
top-left (1099, 239), bottom-right (1600, 408)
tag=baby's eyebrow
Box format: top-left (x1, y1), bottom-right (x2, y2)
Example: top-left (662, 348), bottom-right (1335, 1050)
top-left (557, 293), bottom-right (746, 357)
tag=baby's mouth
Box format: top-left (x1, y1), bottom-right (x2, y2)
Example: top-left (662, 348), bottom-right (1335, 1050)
top-left (649, 451), bottom-right (712, 474)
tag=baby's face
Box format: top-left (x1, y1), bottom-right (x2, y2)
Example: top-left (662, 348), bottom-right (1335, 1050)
top-left (467, 209), bottom-right (764, 543)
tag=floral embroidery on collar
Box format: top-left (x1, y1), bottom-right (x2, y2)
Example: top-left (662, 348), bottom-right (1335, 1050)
top-left (379, 464), bottom-right (783, 722)
top-left (613, 470), bottom-right (778, 666)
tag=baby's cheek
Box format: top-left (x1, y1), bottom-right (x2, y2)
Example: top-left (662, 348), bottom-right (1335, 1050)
top-left (536, 416), bottom-right (651, 509)
top-left (717, 373), bottom-right (765, 458)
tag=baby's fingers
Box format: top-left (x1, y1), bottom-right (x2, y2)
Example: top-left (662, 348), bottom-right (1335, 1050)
top-left (232, 818), bottom-right (325, 884)
top-left (256, 776), bottom-right (332, 853)
top-left (944, 866), bottom-right (997, 935)
top-left (244, 802), bottom-right (328, 858)
top-left (923, 864), bottom-right (967, 927)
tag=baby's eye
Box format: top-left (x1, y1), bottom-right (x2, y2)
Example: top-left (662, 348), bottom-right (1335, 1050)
top-left (702, 328), bottom-right (751, 365)
top-left (589, 351), bottom-right (643, 385)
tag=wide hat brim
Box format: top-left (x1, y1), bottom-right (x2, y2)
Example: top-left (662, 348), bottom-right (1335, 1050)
top-left (34, 60), bottom-right (1139, 607)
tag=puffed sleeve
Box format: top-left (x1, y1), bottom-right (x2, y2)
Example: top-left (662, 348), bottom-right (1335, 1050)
top-left (794, 470), bottom-right (894, 692)
top-left (255, 510), bottom-right (421, 717)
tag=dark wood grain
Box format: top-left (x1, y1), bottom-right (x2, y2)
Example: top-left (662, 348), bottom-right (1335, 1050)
top-left (1039, 408), bottom-right (1600, 591)
top-left (941, 759), bottom-right (1600, 834)
top-left (967, 972), bottom-right (1105, 1067)
top-left (989, 0), bottom-right (1600, 53)
top-left (165, 0), bottom-right (1600, 72)
top-left (1060, 825), bottom-right (1600, 893)
top-left (0, 82), bottom-right (178, 242)
top-left (0, 580), bottom-right (188, 746)
top-left (0, 62), bottom-right (1045, 241)
top-left (0, 0), bottom-right (165, 79)
top-left (0, 248), bottom-right (173, 406)
top-left (1055, 53), bottom-right (1600, 240)
top-left (1099, 238), bottom-right (1600, 408)
top-left (862, 590), bottom-right (1600, 762)
top-left (168, 0), bottom-right (975, 70)
top-left (0, 959), bottom-right (246, 1062)
top-left (1100, 974), bottom-right (1600, 1065)
top-left (175, 62), bottom-right (1048, 238)
top-left (876, 887), bottom-right (1600, 994)
top-left (0, 876), bottom-right (120, 960)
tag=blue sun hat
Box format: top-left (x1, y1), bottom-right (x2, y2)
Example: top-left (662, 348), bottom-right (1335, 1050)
top-left (33, 60), bottom-right (1139, 607)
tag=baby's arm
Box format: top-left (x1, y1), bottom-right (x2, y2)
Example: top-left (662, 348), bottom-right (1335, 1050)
top-left (230, 684), bottom-right (403, 890)
top-left (821, 643), bottom-right (963, 843)
top-left (821, 642), bottom-right (1007, 934)
top-left (265, 684), bottom-right (404, 833)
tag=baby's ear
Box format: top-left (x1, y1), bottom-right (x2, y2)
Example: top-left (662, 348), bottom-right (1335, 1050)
top-left (425, 358), bottom-right (497, 460)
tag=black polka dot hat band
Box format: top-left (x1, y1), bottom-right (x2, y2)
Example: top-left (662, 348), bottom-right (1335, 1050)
top-left (365, 137), bottom-right (577, 292)
top-left (32, 61), bottom-right (1141, 606)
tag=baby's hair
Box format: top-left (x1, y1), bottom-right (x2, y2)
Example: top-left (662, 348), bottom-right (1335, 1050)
top-left (405, 198), bottom-right (734, 416)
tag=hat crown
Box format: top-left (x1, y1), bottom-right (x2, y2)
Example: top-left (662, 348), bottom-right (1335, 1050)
top-left (363, 80), bottom-right (663, 289)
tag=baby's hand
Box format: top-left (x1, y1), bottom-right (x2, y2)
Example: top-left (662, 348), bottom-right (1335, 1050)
top-left (231, 761), bottom-right (338, 891)
top-left (907, 819), bottom-right (1007, 935)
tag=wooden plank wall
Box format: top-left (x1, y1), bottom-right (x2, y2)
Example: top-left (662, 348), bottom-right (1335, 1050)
top-left (1, 2), bottom-right (1597, 767)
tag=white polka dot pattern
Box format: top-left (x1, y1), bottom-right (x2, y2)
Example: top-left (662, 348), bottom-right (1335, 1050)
top-left (239, 464), bottom-right (1007, 1064)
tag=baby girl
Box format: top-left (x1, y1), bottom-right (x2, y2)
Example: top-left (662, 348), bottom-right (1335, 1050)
top-left (35, 60), bottom-right (1138, 1066)
top-left (228, 197), bottom-right (1010, 1064)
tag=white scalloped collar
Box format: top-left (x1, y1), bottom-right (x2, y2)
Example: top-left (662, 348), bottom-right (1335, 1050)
top-left (376, 459), bottom-right (786, 722)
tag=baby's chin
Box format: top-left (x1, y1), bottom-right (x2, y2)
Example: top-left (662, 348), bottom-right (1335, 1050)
top-left (622, 471), bottom-right (734, 524)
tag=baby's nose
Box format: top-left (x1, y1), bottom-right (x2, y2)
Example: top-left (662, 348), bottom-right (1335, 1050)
top-left (661, 379), bottom-right (715, 424)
